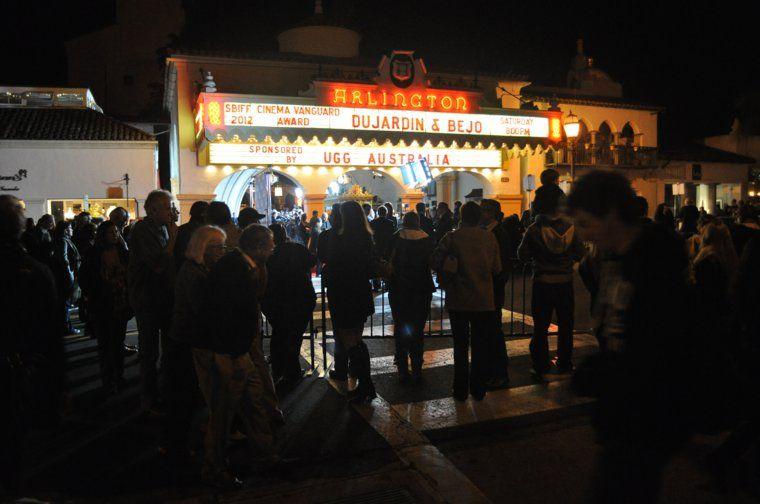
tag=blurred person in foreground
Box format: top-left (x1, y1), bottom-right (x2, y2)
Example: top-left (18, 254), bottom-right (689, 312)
top-left (567, 171), bottom-right (694, 504)
top-left (0, 195), bottom-right (62, 497)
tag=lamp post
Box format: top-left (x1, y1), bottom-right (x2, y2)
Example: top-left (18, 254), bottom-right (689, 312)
top-left (563, 110), bottom-right (580, 182)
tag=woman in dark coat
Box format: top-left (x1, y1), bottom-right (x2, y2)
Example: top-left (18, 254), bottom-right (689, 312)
top-left (263, 223), bottom-right (316, 388)
top-left (326, 201), bottom-right (377, 403)
top-left (79, 221), bottom-right (130, 392)
top-left (164, 224), bottom-right (227, 456)
top-left (387, 212), bottom-right (435, 384)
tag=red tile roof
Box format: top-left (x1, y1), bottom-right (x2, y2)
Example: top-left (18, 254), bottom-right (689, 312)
top-left (0, 107), bottom-right (154, 141)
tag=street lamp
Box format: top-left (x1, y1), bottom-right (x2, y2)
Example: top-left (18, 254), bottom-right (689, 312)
top-left (563, 111), bottom-right (580, 182)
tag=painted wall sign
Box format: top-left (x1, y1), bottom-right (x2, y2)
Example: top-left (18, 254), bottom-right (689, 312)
top-left (208, 143), bottom-right (503, 168)
top-left (215, 101), bottom-right (550, 138)
top-left (0, 169), bottom-right (27, 192)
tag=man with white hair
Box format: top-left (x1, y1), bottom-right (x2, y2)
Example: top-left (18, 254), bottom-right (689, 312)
top-left (127, 189), bottom-right (178, 412)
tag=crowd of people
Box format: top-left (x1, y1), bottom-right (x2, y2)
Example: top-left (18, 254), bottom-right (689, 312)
top-left (2, 167), bottom-right (759, 498)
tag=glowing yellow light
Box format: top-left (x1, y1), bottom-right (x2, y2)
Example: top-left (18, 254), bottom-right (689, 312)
top-left (332, 166), bottom-right (344, 175)
top-left (205, 165), bottom-right (217, 173)
top-left (207, 101), bottom-right (221, 126)
top-left (482, 168), bottom-right (492, 177)
top-left (287, 166), bottom-right (298, 175)
top-left (302, 166), bottom-right (313, 175)
top-left (494, 169), bottom-right (503, 177)
top-left (222, 165), bottom-right (233, 174)
top-left (317, 166), bottom-right (328, 175)
top-left (432, 168), bottom-right (441, 177)
top-left (390, 167), bottom-right (401, 176)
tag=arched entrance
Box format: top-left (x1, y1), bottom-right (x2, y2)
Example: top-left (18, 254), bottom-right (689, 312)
top-left (430, 169), bottom-right (494, 207)
top-left (213, 167), bottom-right (305, 220)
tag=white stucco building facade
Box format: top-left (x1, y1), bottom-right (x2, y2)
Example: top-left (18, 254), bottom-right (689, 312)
top-left (0, 87), bottom-right (158, 221)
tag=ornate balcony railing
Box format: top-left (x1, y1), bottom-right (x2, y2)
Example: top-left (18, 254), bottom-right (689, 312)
top-left (546, 144), bottom-right (659, 169)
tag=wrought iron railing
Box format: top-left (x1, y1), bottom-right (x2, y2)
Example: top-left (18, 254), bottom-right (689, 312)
top-left (547, 144), bottom-right (658, 168)
top-left (261, 259), bottom-right (592, 376)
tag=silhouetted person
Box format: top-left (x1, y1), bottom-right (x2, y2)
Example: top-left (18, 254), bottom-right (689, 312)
top-left (678, 198), bottom-right (700, 237)
top-left (238, 206), bottom-right (265, 229)
top-left (654, 203), bottom-right (675, 232)
top-left (384, 202), bottom-right (398, 230)
top-left (318, 204), bottom-right (349, 381)
top-left (370, 205), bottom-right (395, 259)
top-left (29, 214), bottom-right (55, 265)
top-left (203, 224), bottom-right (281, 487)
top-left (480, 199), bottom-right (512, 388)
top-left (326, 201), bottom-right (377, 403)
top-left (174, 200), bottom-right (208, 270)
top-left (263, 223), bottom-right (316, 389)
top-left (128, 190), bottom-right (177, 411)
top-left (79, 221), bottom-right (131, 394)
top-left (207, 201), bottom-right (239, 248)
top-left (387, 212), bottom-right (435, 384)
top-left (416, 202), bottom-right (434, 236)
top-left (164, 225), bottom-right (226, 459)
top-left (434, 202), bottom-right (453, 243)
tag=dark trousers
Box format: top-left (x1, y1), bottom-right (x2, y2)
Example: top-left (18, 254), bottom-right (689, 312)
top-left (487, 282), bottom-right (509, 380)
top-left (94, 314), bottom-right (128, 387)
top-left (163, 338), bottom-right (198, 451)
top-left (530, 281), bottom-right (574, 372)
top-left (449, 310), bottom-right (490, 397)
top-left (269, 312), bottom-right (310, 383)
top-left (389, 290), bottom-right (429, 375)
top-left (135, 310), bottom-right (171, 405)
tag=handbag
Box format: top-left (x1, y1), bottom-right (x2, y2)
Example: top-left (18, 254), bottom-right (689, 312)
top-left (437, 233), bottom-right (459, 288)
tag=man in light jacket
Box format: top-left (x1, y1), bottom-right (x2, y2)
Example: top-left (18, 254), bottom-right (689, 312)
top-left (435, 201), bottom-right (501, 401)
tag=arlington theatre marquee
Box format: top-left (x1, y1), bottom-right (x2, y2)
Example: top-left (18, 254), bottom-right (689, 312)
top-left (194, 51), bottom-right (562, 173)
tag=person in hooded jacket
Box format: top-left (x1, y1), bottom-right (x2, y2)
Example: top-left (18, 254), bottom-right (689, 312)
top-left (387, 212), bottom-right (435, 384)
top-left (518, 187), bottom-right (585, 379)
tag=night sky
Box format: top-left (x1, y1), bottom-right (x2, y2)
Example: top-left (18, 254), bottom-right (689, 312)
top-left (3, 0), bottom-right (759, 147)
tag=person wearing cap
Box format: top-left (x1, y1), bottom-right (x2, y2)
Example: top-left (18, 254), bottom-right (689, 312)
top-left (238, 207), bottom-right (266, 229)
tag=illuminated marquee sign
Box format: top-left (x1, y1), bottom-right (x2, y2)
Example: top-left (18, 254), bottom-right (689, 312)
top-left (218, 102), bottom-right (550, 138)
top-left (314, 50), bottom-right (481, 113)
top-left (208, 143), bottom-right (502, 168)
